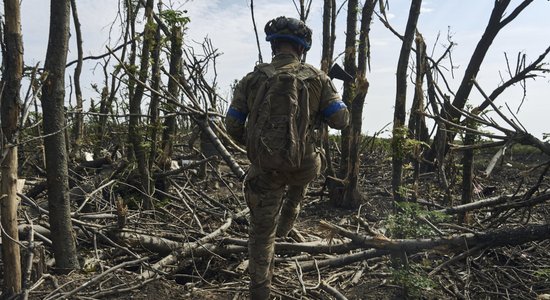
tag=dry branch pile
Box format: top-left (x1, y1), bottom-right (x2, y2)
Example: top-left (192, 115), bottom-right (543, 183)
top-left (2, 147), bottom-right (549, 300)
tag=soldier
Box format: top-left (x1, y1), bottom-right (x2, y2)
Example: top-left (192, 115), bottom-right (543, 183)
top-left (225, 16), bottom-right (349, 299)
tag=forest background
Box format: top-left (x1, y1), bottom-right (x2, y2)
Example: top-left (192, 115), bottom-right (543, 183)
top-left (18, 0), bottom-right (550, 139)
top-left (1, 0), bottom-right (549, 299)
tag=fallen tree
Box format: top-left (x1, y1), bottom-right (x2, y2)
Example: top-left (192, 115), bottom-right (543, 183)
top-left (320, 220), bottom-right (550, 253)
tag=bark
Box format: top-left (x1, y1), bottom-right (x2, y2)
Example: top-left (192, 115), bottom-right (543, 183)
top-left (41, 0), bottom-right (80, 271)
top-left (69, 0), bottom-right (84, 157)
top-left (341, 0), bottom-right (376, 208)
top-left (408, 33), bottom-right (429, 199)
top-left (108, 231), bottom-right (181, 255)
top-left (95, 87), bottom-right (110, 157)
top-left (1, 0), bottom-right (23, 294)
top-left (299, 249), bottom-right (387, 272)
top-left (148, 18), bottom-right (162, 171)
top-left (337, 0), bottom-right (358, 179)
top-left (159, 25), bottom-right (182, 176)
top-left (322, 220), bottom-right (550, 253)
top-left (329, 0), bottom-right (358, 206)
top-left (391, 0), bottom-right (422, 202)
top-left (320, 0), bottom-right (333, 73)
top-left (320, 0), bottom-right (337, 198)
top-left (438, 191), bottom-right (550, 216)
top-left (128, 0), bottom-right (154, 208)
top-left (108, 229), bottom-right (362, 259)
top-left (460, 126), bottom-right (475, 224)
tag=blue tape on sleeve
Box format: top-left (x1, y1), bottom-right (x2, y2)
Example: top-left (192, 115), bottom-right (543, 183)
top-left (322, 101), bottom-right (347, 118)
top-left (227, 107), bottom-right (248, 124)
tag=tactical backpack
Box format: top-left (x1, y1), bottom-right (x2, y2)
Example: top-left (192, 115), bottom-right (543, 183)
top-left (246, 64), bottom-right (315, 171)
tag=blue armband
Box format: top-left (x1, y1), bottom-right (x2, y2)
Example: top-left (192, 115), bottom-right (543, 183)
top-left (227, 107), bottom-right (248, 124)
top-left (322, 101), bottom-right (347, 118)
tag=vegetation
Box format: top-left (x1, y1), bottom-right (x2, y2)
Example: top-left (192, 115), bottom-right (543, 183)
top-left (0, 0), bottom-right (549, 299)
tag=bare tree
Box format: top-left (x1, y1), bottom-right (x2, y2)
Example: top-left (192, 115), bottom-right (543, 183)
top-left (327, 0), bottom-right (358, 207)
top-left (159, 23), bottom-right (183, 187)
top-left (338, 0), bottom-right (376, 208)
top-left (1, 0), bottom-right (23, 295)
top-left (128, 0), bottom-right (155, 209)
top-left (391, 0), bottom-right (422, 202)
top-left (320, 0), bottom-right (334, 73)
top-left (337, 0), bottom-right (358, 179)
top-left (148, 4), bottom-right (163, 173)
top-left (425, 0), bottom-right (535, 165)
top-left (41, 0), bottom-right (80, 271)
top-left (70, 0), bottom-right (84, 158)
top-left (319, 0), bottom-right (337, 187)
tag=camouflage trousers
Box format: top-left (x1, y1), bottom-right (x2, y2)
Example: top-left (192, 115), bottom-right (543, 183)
top-left (244, 153), bottom-right (321, 299)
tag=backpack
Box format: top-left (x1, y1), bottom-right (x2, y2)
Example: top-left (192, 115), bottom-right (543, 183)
top-left (246, 63), bottom-right (315, 171)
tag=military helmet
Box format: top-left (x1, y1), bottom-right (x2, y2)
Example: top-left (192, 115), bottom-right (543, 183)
top-left (265, 16), bottom-right (312, 51)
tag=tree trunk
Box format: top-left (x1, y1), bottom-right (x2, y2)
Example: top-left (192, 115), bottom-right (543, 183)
top-left (41, 0), bottom-right (80, 272)
top-left (69, 0), bottom-right (84, 158)
top-left (320, 0), bottom-right (337, 198)
top-left (341, 0), bottom-right (376, 208)
top-left (158, 25), bottom-right (183, 191)
top-left (407, 32), bottom-right (429, 201)
top-left (320, 0), bottom-right (333, 73)
top-left (128, 0), bottom-right (154, 209)
top-left (391, 0), bottom-right (422, 202)
top-left (337, 0), bottom-right (358, 178)
top-left (95, 86), bottom-right (110, 157)
top-left (329, 0), bottom-right (357, 207)
top-left (148, 16), bottom-right (162, 172)
top-left (1, 0), bottom-right (23, 295)
top-left (162, 25), bottom-right (183, 154)
top-left (460, 126), bottom-right (476, 224)
top-left (322, 220), bottom-right (550, 253)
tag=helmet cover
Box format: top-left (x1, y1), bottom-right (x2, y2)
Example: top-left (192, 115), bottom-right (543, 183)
top-left (265, 16), bottom-right (312, 51)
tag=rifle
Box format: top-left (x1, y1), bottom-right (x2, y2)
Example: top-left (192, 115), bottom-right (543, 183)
top-left (328, 63), bottom-right (353, 82)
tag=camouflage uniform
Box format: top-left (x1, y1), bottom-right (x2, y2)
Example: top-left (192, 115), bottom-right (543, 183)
top-left (226, 53), bottom-right (349, 299)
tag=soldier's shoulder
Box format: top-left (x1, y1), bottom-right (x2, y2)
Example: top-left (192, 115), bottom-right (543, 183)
top-left (301, 63), bottom-right (325, 79)
top-left (238, 64), bottom-right (268, 84)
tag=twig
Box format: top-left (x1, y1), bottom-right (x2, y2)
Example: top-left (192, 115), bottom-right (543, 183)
top-left (249, 0), bottom-right (263, 63)
top-left (472, 79), bottom-right (523, 133)
top-left (295, 259), bottom-right (307, 294)
top-left (138, 211), bottom-right (240, 279)
top-left (20, 213), bottom-right (35, 300)
top-left (54, 256), bottom-right (150, 299)
top-left (75, 179), bottom-right (115, 214)
top-left (319, 281), bottom-right (348, 300)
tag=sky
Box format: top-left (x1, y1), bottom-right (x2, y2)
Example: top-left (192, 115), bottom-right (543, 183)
top-left (13, 0), bottom-right (550, 139)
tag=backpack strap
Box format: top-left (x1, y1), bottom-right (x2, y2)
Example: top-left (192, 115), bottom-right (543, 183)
top-left (255, 64), bottom-right (277, 78)
top-left (246, 64), bottom-right (276, 146)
